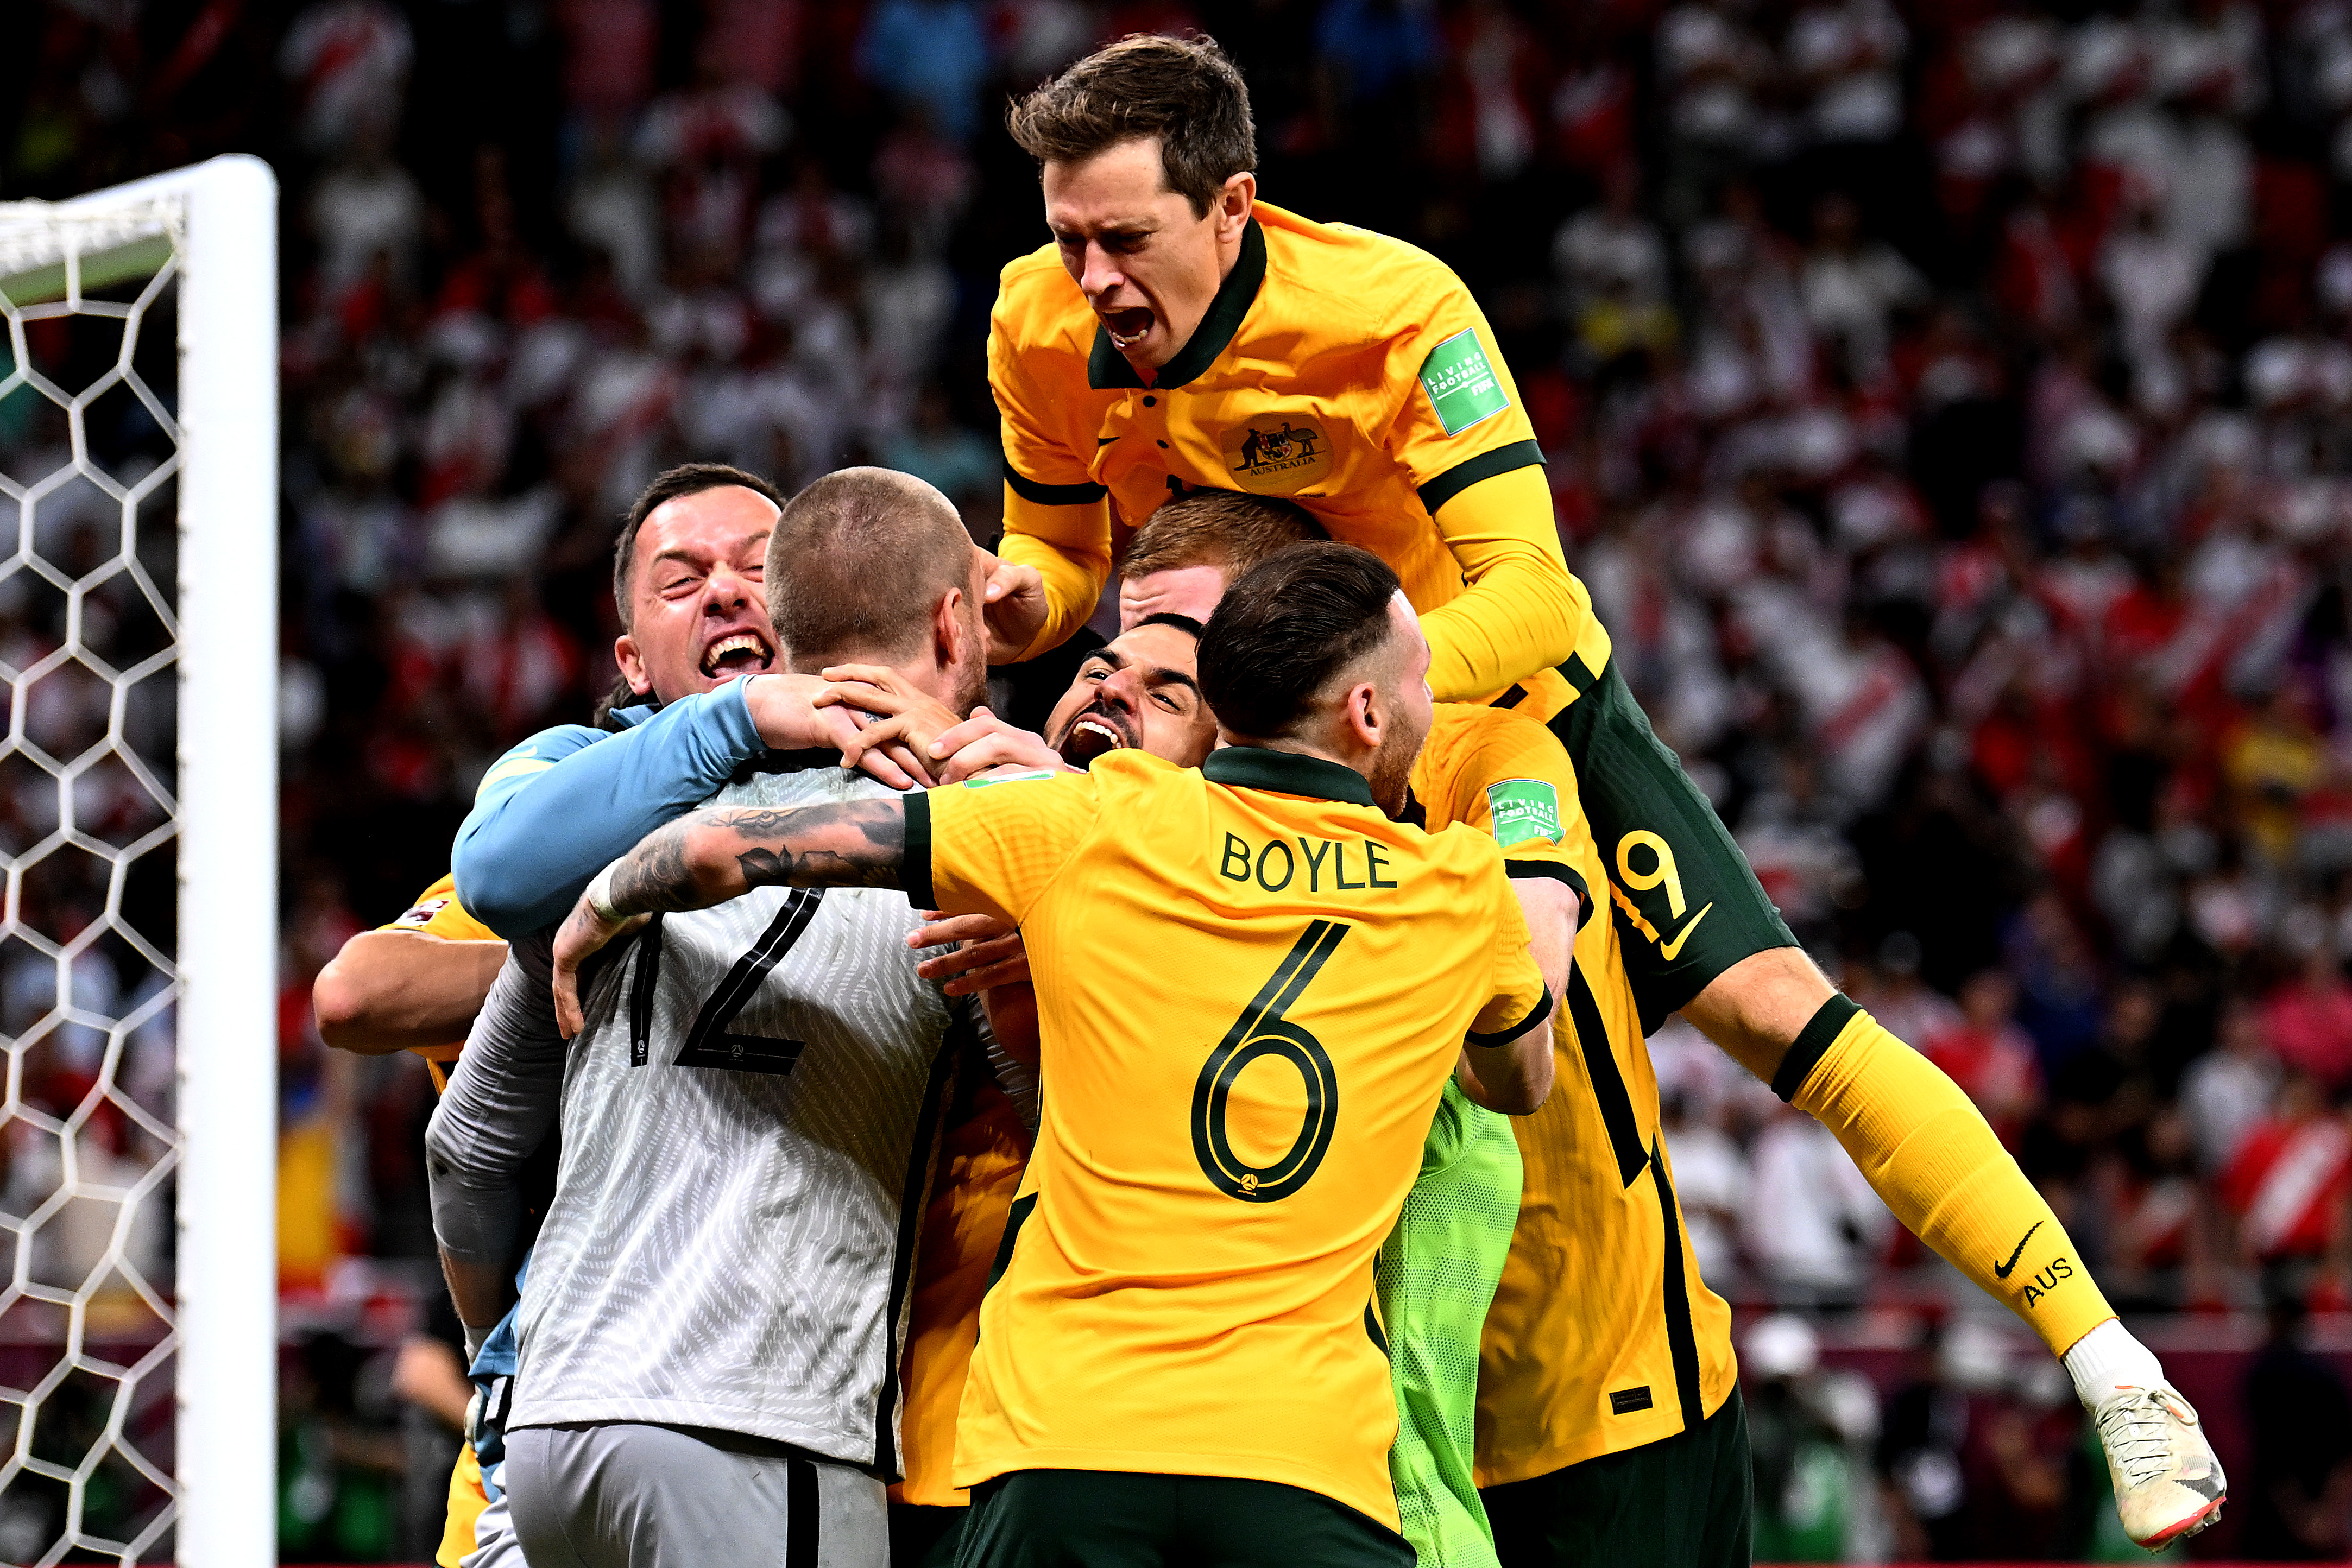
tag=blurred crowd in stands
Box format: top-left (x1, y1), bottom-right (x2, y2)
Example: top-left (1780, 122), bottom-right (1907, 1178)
top-left (16, 0), bottom-right (2352, 1555)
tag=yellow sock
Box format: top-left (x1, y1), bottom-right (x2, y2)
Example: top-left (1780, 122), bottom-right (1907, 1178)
top-left (1778, 997), bottom-right (2114, 1355)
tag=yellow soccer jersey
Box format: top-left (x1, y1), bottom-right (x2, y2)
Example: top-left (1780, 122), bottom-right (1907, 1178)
top-left (379, 872), bottom-right (503, 1089)
top-left (913, 747), bottom-right (1549, 1529)
top-left (988, 201), bottom-right (1611, 707)
top-left (893, 1078), bottom-right (1032, 1508)
top-left (1411, 712), bottom-right (1741, 1483)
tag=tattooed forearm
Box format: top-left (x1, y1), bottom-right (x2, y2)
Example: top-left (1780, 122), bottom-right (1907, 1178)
top-left (607, 819), bottom-right (704, 914)
top-left (727, 800), bottom-right (906, 890)
top-left (603, 799), bottom-right (909, 916)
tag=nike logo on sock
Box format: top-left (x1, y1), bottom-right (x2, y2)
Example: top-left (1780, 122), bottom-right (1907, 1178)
top-left (1994, 1219), bottom-right (2044, 1280)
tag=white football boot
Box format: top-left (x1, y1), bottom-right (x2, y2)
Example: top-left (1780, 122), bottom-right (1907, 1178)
top-left (2089, 1381), bottom-right (2226, 1550)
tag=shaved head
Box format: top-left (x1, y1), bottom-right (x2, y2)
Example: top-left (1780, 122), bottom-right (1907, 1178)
top-left (767, 467), bottom-right (976, 667)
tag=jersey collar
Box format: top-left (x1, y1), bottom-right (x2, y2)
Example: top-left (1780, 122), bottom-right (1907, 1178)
top-left (1203, 745), bottom-right (1378, 809)
top-left (1087, 218), bottom-right (1268, 392)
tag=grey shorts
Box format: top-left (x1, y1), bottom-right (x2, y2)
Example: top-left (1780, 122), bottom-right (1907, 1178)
top-left (506, 1421), bottom-right (887, 1568)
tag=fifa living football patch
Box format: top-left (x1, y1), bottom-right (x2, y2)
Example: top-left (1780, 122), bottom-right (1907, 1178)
top-left (1486, 778), bottom-right (1562, 848)
top-left (962, 768), bottom-right (1060, 787)
top-left (1418, 328), bottom-right (1511, 435)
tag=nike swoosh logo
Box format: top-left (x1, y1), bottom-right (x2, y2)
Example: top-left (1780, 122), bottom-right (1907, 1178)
top-left (1994, 1220), bottom-right (2044, 1280)
top-left (1098, 436), bottom-right (1119, 445)
top-left (1657, 902), bottom-right (1714, 961)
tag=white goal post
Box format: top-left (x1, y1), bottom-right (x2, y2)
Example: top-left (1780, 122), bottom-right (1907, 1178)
top-left (0, 155), bottom-right (276, 1566)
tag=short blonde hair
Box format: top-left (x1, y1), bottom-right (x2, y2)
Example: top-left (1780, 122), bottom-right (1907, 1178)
top-left (1122, 490), bottom-right (1326, 583)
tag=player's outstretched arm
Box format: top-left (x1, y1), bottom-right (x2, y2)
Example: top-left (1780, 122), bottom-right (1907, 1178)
top-left (1419, 466), bottom-right (1594, 703)
top-left (313, 928), bottom-right (508, 1054)
top-left (1458, 987), bottom-right (1556, 1116)
top-left (456, 678), bottom-right (928, 939)
top-left (1456, 876), bottom-right (1573, 1114)
top-left (552, 799), bottom-right (911, 1035)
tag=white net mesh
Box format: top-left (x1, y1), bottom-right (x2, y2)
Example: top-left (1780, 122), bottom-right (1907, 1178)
top-left (0, 197), bottom-right (190, 1565)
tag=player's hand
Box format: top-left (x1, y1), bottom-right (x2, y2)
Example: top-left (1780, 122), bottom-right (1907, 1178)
top-left (749, 673), bottom-right (932, 789)
top-left (979, 549), bottom-right (1047, 664)
top-left (741, 673), bottom-right (829, 748)
top-left (551, 892), bottom-right (648, 1039)
top-left (909, 911), bottom-right (1030, 995)
top-left (818, 666), bottom-right (961, 783)
top-left (927, 706), bottom-right (1066, 783)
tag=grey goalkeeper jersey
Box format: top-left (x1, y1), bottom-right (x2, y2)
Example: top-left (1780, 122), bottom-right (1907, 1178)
top-left (508, 760), bottom-right (969, 1474)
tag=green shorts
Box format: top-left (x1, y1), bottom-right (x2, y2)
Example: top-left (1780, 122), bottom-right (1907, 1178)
top-left (891, 1500), bottom-right (967, 1567)
top-left (1480, 1389), bottom-right (1754, 1568)
top-left (955, 1470), bottom-right (1414, 1568)
top-left (1541, 659), bottom-right (1796, 1033)
top-left (1378, 1079), bottom-right (1522, 1568)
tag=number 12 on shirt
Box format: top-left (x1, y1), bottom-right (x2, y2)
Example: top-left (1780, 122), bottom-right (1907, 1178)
top-left (1190, 920), bottom-right (1350, 1203)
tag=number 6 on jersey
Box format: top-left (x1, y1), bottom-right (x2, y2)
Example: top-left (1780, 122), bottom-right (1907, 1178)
top-left (1190, 920), bottom-right (1350, 1202)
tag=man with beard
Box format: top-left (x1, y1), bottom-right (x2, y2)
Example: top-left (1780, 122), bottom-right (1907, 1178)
top-left (323, 460), bottom-right (917, 1568)
top-left (430, 467), bottom-right (1001, 1565)
top-left (978, 34), bottom-right (2221, 1556)
top-left (912, 491), bottom-right (1606, 1567)
top-left (547, 543), bottom-right (1558, 1568)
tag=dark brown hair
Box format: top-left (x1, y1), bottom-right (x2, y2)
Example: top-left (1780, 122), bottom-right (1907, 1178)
top-left (612, 462), bottom-right (786, 631)
top-left (598, 462), bottom-right (787, 724)
top-left (766, 467), bottom-right (973, 666)
top-left (1197, 543), bottom-right (1401, 739)
top-left (1007, 34), bottom-right (1257, 218)
top-left (1123, 490), bottom-right (1326, 582)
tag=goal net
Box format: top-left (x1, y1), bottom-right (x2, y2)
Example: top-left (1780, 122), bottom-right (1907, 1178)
top-left (0, 157), bottom-right (277, 1566)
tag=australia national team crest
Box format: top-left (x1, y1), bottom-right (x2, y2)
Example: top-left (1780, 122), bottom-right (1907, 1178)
top-left (1221, 415), bottom-right (1334, 494)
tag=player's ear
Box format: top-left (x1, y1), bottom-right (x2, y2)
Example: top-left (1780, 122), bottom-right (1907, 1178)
top-left (1342, 679), bottom-right (1383, 751)
top-left (1216, 172), bottom-right (1254, 240)
top-left (933, 586), bottom-right (967, 671)
top-left (614, 635), bottom-right (653, 698)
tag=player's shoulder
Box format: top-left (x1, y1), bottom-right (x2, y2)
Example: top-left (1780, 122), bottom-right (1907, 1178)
top-left (381, 871), bottom-right (502, 943)
top-left (1086, 748), bottom-right (1188, 794)
top-left (383, 872), bottom-right (460, 931)
top-left (1413, 814), bottom-right (1518, 885)
top-left (1424, 701), bottom-right (1572, 785)
top-left (477, 721), bottom-right (607, 798)
top-left (1258, 201), bottom-right (1474, 335)
top-left (992, 244), bottom-right (1092, 351)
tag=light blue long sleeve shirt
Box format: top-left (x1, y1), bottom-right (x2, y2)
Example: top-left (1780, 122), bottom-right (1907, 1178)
top-left (451, 679), bottom-right (768, 938)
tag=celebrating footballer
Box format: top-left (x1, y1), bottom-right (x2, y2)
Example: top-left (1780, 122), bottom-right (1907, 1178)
top-left (358, 25), bottom-right (2236, 1568)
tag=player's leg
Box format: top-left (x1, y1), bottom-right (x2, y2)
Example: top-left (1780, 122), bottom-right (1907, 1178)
top-left (954, 1470), bottom-right (1171, 1566)
top-left (1378, 1080), bottom-right (1522, 1568)
top-left (1481, 1391), bottom-right (1753, 1568)
top-left (1175, 1475), bottom-right (1417, 1567)
top-left (1543, 660), bottom-right (1796, 1035)
top-left (507, 1421), bottom-right (888, 1568)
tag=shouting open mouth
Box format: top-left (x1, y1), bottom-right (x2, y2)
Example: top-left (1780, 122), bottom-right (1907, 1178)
top-left (700, 630), bottom-right (775, 680)
top-left (1101, 305), bottom-right (1155, 350)
top-left (1057, 710), bottom-right (1134, 767)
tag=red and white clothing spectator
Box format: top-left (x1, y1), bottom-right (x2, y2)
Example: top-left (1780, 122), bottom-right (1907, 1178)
top-left (2220, 1108), bottom-right (2352, 1262)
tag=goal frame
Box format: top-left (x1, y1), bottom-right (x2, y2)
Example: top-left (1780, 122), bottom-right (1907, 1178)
top-left (10, 153), bottom-right (280, 1565)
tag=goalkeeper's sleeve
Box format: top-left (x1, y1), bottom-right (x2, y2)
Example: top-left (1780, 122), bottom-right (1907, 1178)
top-left (1777, 996), bottom-right (2115, 1355)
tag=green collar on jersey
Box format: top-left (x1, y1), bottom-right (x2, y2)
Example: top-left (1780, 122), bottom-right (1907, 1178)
top-left (1087, 218), bottom-right (1268, 393)
top-left (1203, 745), bottom-right (1378, 808)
